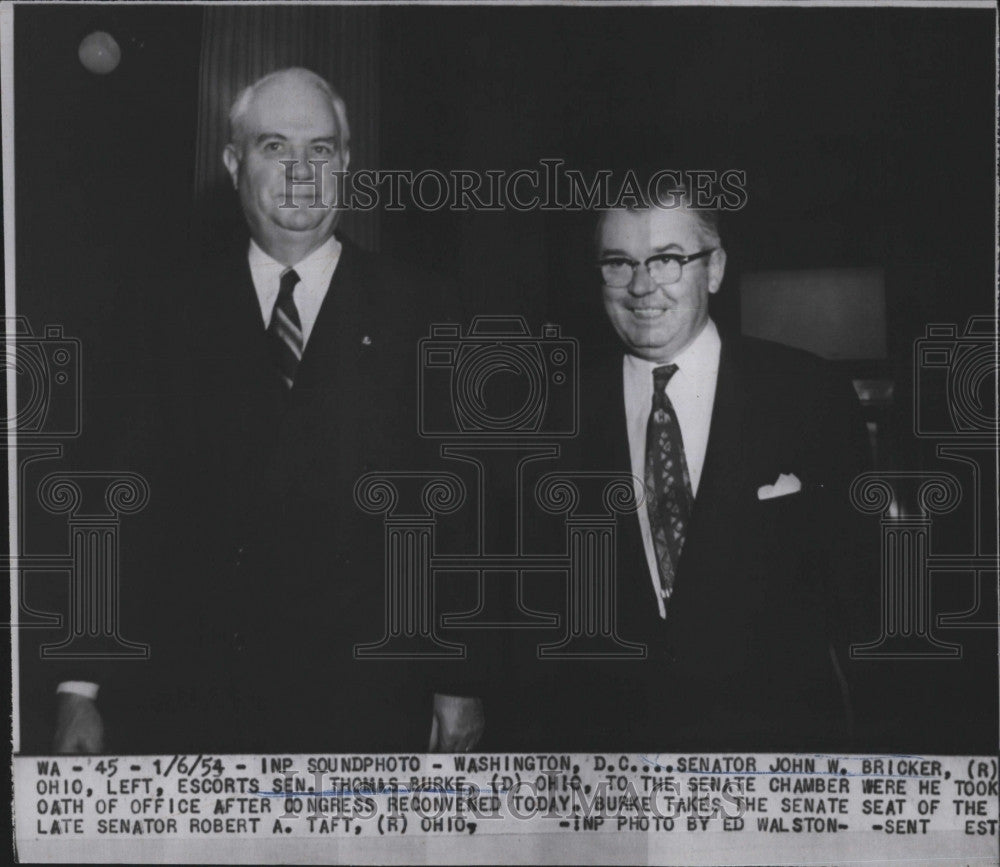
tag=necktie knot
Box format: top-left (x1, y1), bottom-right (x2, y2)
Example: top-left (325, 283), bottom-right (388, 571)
top-left (652, 364), bottom-right (679, 411)
top-left (278, 267), bottom-right (301, 302)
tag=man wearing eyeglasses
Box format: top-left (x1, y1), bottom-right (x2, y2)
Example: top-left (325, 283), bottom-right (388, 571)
top-left (516, 193), bottom-right (875, 752)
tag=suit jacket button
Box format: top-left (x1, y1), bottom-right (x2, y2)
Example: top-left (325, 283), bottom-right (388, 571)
top-left (232, 631), bottom-right (245, 652)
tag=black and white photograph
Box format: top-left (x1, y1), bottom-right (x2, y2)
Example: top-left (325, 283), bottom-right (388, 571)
top-left (4, 1), bottom-right (998, 863)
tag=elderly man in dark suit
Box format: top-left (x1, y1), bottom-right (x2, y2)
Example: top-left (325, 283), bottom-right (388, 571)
top-left (51, 67), bottom-right (484, 755)
top-left (510, 195), bottom-right (873, 752)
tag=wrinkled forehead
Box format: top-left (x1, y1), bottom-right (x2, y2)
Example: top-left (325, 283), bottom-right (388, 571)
top-left (597, 206), bottom-right (709, 252)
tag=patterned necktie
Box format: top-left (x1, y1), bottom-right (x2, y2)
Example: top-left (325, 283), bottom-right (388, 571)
top-left (268, 268), bottom-right (302, 389)
top-left (645, 364), bottom-right (694, 606)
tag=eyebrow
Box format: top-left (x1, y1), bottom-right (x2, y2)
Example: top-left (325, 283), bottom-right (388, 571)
top-left (599, 248), bottom-right (633, 258)
top-left (253, 134), bottom-right (339, 145)
top-left (651, 243), bottom-right (686, 253)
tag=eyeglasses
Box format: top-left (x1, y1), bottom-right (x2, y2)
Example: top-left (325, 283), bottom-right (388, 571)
top-left (598, 249), bottom-right (715, 288)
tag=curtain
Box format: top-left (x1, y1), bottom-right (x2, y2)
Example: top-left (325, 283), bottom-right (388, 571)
top-left (193, 5), bottom-right (380, 250)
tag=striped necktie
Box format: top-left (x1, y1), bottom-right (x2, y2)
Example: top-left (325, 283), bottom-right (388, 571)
top-left (645, 363), bottom-right (694, 608)
top-left (268, 267), bottom-right (303, 389)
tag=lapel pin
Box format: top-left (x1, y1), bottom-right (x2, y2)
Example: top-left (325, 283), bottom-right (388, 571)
top-left (362, 335), bottom-right (372, 346)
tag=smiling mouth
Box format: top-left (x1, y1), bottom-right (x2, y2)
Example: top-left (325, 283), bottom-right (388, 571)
top-left (628, 307), bottom-right (668, 320)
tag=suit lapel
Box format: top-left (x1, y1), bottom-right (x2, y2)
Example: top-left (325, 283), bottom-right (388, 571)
top-left (269, 238), bottom-right (385, 503)
top-left (685, 335), bottom-right (748, 546)
top-left (290, 237), bottom-right (367, 396)
top-left (666, 335), bottom-right (750, 623)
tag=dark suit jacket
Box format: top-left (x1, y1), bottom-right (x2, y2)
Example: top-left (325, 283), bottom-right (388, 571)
top-left (503, 330), bottom-right (874, 753)
top-left (26, 233), bottom-right (476, 754)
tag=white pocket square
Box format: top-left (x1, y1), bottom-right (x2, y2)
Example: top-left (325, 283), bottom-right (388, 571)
top-left (757, 472), bottom-right (802, 500)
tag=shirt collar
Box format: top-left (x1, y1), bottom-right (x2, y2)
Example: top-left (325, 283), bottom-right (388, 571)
top-left (247, 234), bottom-right (342, 286)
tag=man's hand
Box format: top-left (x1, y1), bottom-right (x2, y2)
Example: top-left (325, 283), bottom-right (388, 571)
top-left (428, 694), bottom-right (484, 752)
top-left (53, 694), bottom-right (104, 754)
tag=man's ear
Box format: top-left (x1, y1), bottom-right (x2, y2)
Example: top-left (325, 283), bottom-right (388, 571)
top-left (707, 247), bottom-right (727, 295)
top-left (340, 147), bottom-right (351, 175)
top-left (222, 144), bottom-right (240, 190)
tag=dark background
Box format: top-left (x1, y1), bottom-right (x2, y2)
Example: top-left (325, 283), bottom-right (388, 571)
top-left (14, 4), bottom-right (995, 416)
top-left (10, 4), bottom-right (997, 751)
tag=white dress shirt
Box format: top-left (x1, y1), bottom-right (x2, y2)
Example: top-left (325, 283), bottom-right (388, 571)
top-left (57, 236), bottom-right (344, 702)
top-left (248, 234), bottom-right (342, 345)
top-left (623, 318), bottom-right (722, 619)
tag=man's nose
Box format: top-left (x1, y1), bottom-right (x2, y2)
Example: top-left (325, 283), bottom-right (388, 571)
top-left (627, 264), bottom-right (656, 296)
top-left (288, 147), bottom-right (318, 180)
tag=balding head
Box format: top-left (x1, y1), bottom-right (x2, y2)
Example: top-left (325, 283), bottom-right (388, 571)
top-left (222, 68), bottom-right (351, 265)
